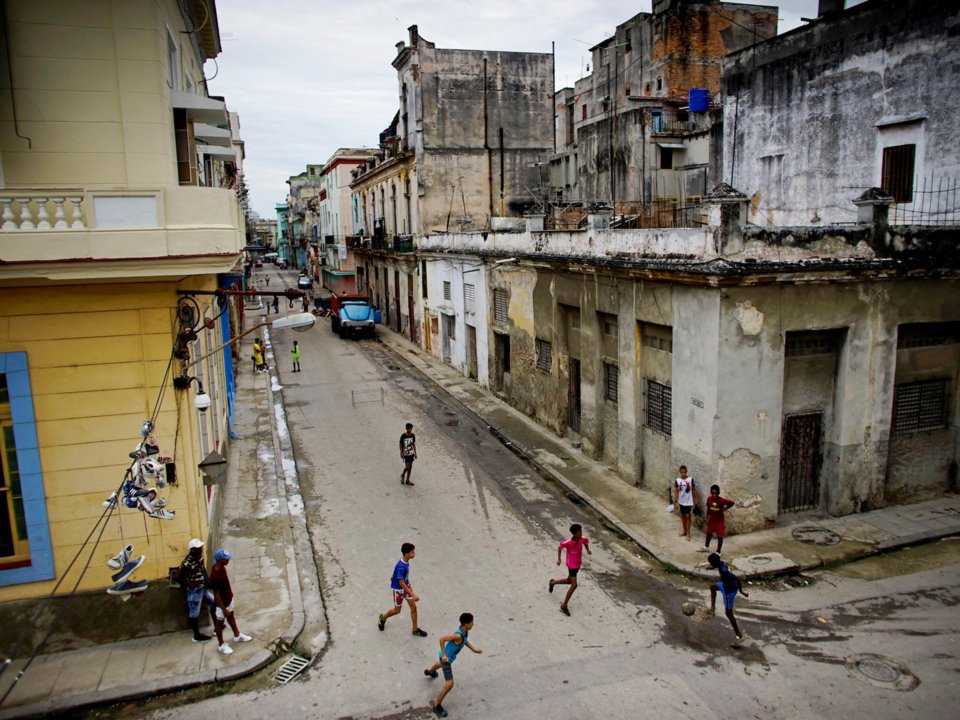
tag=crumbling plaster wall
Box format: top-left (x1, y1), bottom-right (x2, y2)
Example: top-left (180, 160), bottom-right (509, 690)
top-left (724, 0), bottom-right (960, 226)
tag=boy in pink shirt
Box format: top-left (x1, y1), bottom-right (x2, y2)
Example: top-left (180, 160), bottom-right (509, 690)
top-left (549, 523), bottom-right (592, 616)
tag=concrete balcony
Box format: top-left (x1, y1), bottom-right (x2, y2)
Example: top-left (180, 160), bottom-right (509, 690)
top-left (0, 187), bottom-right (244, 281)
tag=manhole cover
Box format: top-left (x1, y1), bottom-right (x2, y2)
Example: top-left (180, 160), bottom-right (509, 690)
top-left (792, 526), bottom-right (842, 546)
top-left (844, 654), bottom-right (919, 691)
top-left (748, 555), bottom-right (772, 565)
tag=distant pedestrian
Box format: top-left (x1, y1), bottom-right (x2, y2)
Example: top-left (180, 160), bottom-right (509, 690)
top-left (252, 338), bottom-right (266, 373)
top-left (424, 612), bottom-right (482, 718)
top-left (291, 340), bottom-right (301, 372)
top-left (399, 422), bottom-right (417, 485)
top-left (179, 538), bottom-right (214, 643)
top-left (208, 548), bottom-right (253, 655)
top-left (264, 275), bottom-right (270, 287)
top-left (708, 552), bottom-right (748, 647)
top-left (699, 484), bottom-right (735, 554)
top-left (272, 295), bottom-right (280, 314)
top-left (673, 465), bottom-right (701, 541)
top-left (377, 542), bottom-right (428, 637)
top-left (302, 294), bottom-right (309, 312)
top-left (549, 523), bottom-right (592, 616)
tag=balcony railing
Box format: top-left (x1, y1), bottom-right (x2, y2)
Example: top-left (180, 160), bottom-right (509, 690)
top-left (0, 193), bottom-right (87, 230)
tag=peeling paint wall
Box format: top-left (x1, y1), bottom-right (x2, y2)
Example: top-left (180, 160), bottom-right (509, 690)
top-left (724, 0), bottom-right (960, 225)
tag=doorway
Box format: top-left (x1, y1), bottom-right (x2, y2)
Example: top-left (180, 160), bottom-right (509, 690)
top-left (568, 358), bottom-right (581, 433)
top-left (441, 313), bottom-right (455, 362)
top-left (778, 412), bottom-right (823, 513)
top-left (466, 325), bottom-right (478, 380)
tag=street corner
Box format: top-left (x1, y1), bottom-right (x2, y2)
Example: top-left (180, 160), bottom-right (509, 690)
top-left (730, 552), bottom-right (798, 577)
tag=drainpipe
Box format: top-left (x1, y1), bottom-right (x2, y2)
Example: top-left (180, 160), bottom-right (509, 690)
top-left (499, 127), bottom-right (505, 216)
top-left (484, 58), bottom-right (493, 221)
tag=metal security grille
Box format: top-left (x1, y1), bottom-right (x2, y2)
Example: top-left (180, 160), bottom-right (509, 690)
top-left (645, 379), bottom-right (671, 436)
top-left (785, 330), bottom-right (841, 357)
top-left (604, 362), bottom-right (619, 404)
top-left (892, 378), bottom-right (948, 435)
top-left (897, 322), bottom-right (960, 349)
top-left (536, 338), bottom-right (552, 372)
top-left (779, 413), bottom-right (822, 513)
top-left (493, 288), bottom-right (508, 324)
top-left (443, 281), bottom-right (452, 301)
top-left (463, 283), bottom-right (476, 313)
top-left (881, 144), bottom-right (915, 203)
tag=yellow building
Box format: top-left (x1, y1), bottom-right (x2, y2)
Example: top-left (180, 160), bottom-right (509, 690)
top-left (0, 0), bottom-right (244, 600)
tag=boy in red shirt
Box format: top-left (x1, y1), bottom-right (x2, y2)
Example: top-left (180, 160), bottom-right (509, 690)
top-left (549, 523), bottom-right (592, 616)
top-left (699, 484), bottom-right (735, 554)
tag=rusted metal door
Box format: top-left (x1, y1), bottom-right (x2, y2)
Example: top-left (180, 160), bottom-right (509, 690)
top-left (778, 412), bottom-right (822, 513)
top-left (568, 358), bottom-right (581, 433)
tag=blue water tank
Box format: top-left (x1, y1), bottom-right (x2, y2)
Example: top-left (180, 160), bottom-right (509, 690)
top-left (689, 88), bottom-right (710, 113)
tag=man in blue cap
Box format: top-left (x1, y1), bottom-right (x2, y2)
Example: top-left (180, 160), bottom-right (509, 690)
top-left (208, 548), bottom-right (253, 655)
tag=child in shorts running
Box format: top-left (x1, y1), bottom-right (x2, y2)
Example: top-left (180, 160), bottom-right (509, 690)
top-left (424, 612), bottom-right (482, 718)
top-left (377, 542), bottom-right (428, 637)
top-left (549, 523), bottom-right (592, 616)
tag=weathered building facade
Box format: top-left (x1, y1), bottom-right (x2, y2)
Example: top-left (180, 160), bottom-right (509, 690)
top-left (418, 192), bottom-right (959, 529)
top-left (352, 25), bottom-right (555, 345)
top-left (723, 0), bottom-right (960, 226)
top-left (550, 1), bottom-right (778, 216)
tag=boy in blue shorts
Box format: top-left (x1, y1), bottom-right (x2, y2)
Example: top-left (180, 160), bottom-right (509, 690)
top-left (424, 612), bottom-right (483, 718)
top-left (708, 552), bottom-right (749, 647)
top-left (378, 542), bottom-right (428, 637)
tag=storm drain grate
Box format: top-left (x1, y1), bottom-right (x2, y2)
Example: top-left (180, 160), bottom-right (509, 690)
top-left (274, 654), bottom-right (310, 684)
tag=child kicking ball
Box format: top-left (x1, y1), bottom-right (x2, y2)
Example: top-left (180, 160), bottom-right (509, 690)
top-left (708, 552), bottom-right (749, 647)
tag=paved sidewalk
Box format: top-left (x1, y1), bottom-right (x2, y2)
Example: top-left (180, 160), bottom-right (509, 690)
top-left (0, 326), bottom-right (316, 719)
top-left (373, 330), bottom-right (960, 580)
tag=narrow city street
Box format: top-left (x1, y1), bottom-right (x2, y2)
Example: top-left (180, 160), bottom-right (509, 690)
top-left (132, 266), bottom-right (960, 720)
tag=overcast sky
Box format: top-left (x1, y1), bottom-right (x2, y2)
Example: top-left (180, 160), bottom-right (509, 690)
top-left (206, 1), bottom-right (828, 219)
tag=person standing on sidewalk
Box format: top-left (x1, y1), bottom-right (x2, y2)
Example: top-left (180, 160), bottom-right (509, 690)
top-left (208, 548), bottom-right (253, 655)
top-left (549, 523), bottom-right (591, 616)
top-left (708, 552), bottom-right (749, 647)
top-left (673, 465), bottom-right (701, 541)
top-left (179, 538), bottom-right (215, 643)
top-left (272, 295), bottom-right (280, 314)
top-left (253, 338), bottom-right (266, 373)
top-left (399, 422), bottom-right (417, 486)
top-left (699, 484), bottom-right (735, 554)
top-left (291, 340), bottom-right (301, 372)
top-left (377, 542), bottom-right (428, 637)
top-left (423, 612), bottom-right (482, 718)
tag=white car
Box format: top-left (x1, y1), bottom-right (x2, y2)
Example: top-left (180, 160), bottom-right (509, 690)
top-left (297, 276), bottom-right (313, 290)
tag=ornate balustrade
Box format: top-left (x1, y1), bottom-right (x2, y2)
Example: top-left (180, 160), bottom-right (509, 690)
top-left (0, 193), bottom-right (86, 231)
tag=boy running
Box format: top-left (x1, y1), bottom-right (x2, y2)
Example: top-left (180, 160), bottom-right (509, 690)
top-left (699, 484), bottom-right (735, 554)
top-left (424, 612), bottom-right (482, 718)
top-left (378, 542), bottom-right (428, 636)
top-left (399, 422), bottom-right (418, 485)
top-left (549, 523), bottom-right (592, 616)
top-left (708, 552), bottom-right (749, 647)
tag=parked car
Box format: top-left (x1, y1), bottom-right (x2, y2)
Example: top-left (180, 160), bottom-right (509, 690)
top-left (330, 292), bottom-right (376, 339)
top-left (254, 258), bottom-right (263, 267)
top-left (297, 275), bottom-right (313, 290)
top-left (277, 258), bottom-right (288, 269)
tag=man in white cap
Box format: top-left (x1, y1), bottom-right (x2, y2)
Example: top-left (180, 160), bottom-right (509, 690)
top-left (179, 539), bottom-right (215, 643)
top-left (208, 548), bottom-right (253, 655)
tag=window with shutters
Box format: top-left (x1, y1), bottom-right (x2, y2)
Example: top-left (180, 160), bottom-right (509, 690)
top-left (443, 281), bottom-right (452, 301)
top-left (892, 378), bottom-right (948, 435)
top-left (644, 379), bottom-right (672, 436)
top-left (642, 324), bottom-right (673, 353)
top-left (493, 288), bottom-right (509, 324)
top-left (535, 338), bottom-right (552, 373)
top-left (464, 283), bottom-right (476, 314)
top-left (604, 362), bottom-right (619, 404)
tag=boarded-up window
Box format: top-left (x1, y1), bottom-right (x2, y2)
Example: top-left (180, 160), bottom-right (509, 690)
top-left (892, 378), bottom-right (948, 435)
top-left (881, 144), bottom-right (915, 203)
top-left (464, 283), bottom-right (476, 314)
top-left (493, 288), bottom-right (508, 324)
top-left (604, 362), bottom-right (619, 404)
top-left (443, 281), bottom-right (452, 301)
top-left (536, 338), bottom-right (552, 373)
top-left (645, 379), bottom-right (671, 436)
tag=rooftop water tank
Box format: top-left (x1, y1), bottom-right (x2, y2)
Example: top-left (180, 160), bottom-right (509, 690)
top-left (689, 88), bottom-right (709, 113)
